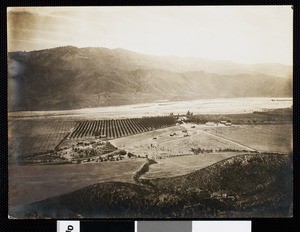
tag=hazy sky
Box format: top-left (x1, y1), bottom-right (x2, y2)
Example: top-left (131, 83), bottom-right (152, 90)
top-left (7, 6), bottom-right (293, 65)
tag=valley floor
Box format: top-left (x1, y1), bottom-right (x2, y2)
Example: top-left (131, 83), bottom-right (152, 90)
top-left (8, 107), bottom-right (293, 218)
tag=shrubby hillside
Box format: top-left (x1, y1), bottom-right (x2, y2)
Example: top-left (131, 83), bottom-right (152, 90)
top-left (9, 153), bottom-right (292, 218)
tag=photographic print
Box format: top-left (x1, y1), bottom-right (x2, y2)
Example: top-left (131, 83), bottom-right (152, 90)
top-left (7, 6), bottom-right (293, 218)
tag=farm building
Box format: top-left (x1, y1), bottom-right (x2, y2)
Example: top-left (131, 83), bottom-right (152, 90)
top-left (177, 117), bottom-right (188, 122)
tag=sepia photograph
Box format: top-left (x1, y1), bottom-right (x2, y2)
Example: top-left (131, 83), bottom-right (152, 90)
top-left (7, 6), bottom-right (293, 218)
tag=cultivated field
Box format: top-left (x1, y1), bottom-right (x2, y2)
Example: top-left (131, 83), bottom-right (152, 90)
top-left (8, 116), bottom-right (176, 164)
top-left (69, 116), bottom-right (176, 139)
top-left (8, 119), bottom-right (76, 163)
top-left (110, 123), bottom-right (256, 160)
top-left (8, 106), bottom-right (293, 219)
top-left (110, 122), bottom-right (292, 180)
top-left (9, 159), bottom-right (145, 208)
top-left (203, 124), bottom-right (292, 153)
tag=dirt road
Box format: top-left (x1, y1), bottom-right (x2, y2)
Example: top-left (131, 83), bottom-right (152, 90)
top-left (199, 130), bottom-right (256, 152)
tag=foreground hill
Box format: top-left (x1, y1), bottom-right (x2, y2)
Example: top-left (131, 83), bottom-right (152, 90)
top-left (9, 153), bottom-right (292, 218)
top-left (8, 46), bottom-right (292, 111)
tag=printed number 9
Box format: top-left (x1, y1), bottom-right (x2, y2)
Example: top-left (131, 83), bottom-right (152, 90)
top-left (66, 225), bottom-right (73, 232)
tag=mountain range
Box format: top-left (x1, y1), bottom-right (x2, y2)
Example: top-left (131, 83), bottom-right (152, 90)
top-left (8, 46), bottom-right (292, 111)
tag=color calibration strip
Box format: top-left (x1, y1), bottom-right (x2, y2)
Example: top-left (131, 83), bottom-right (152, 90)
top-left (57, 220), bottom-right (251, 232)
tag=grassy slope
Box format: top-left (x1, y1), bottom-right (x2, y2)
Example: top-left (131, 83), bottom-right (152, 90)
top-left (9, 153), bottom-right (292, 218)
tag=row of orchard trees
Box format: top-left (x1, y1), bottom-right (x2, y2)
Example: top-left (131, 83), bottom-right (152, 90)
top-left (70, 116), bottom-right (176, 139)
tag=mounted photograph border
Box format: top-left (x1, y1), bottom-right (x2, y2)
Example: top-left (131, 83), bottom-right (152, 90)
top-left (1, 0), bottom-right (299, 231)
